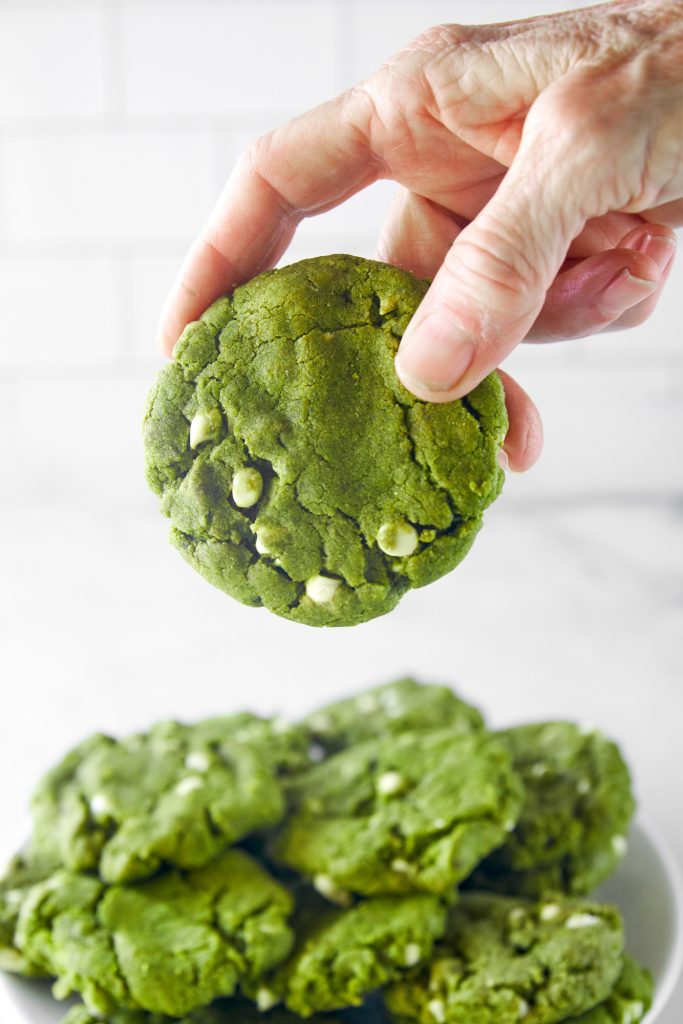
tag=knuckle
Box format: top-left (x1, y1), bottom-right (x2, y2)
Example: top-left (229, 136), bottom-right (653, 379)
top-left (444, 217), bottom-right (547, 314)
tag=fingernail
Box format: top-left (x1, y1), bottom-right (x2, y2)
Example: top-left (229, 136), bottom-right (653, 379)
top-left (599, 268), bottom-right (657, 317)
top-left (634, 232), bottom-right (676, 273)
top-left (497, 448), bottom-right (510, 472)
top-left (396, 309), bottom-right (475, 393)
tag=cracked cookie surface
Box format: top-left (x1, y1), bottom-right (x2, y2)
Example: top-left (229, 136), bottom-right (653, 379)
top-left (248, 891), bottom-right (447, 1016)
top-left (384, 893), bottom-right (624, 1024)
top-left (304, 678), bottom-right (485, 755)
top-left (270, 729), bottom-right (524, 897)
top-left (143, 255), bottom-right (507, 627)
top-left (467, 723), bottom-right (635, 897)
top-left (30, 717), bottom-right (288, 884)
top-left (15, 850), bottom-right (294, 1018)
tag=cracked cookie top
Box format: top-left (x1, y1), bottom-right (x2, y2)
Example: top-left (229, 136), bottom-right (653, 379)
top-left (14, 850), bottom-right (294, 1018)
top-left (270, 729), bottom-right (524, 897)
top-left (384, 893), bottom-right (624, 1024)
top-left (30, 717), bottom-right (288, 884)
top-left (304, 677), bottom-right (485, 755)
top-left (143, 255), bottom-right (507, 627)
top-left (247, 890), bottom-right (447, 1017)
top-left (467, 722), bottom-right (635, 898)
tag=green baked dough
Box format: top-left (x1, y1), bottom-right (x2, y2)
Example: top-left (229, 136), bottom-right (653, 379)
top-left (250, 891), bottom-right (447, 1016)
top-left (143, 255), bottom-right (507, 627)
top-left (468, 723), bottom-right (635, 896)
top-left (384, 892), bottom-right (624, 1024)
top-left (271, 729), bottom-right (524, 897)
top-left (15, 850), bottom-right (294, 1017)
top-left (30, 717), bottom-right (287, 884)
top-left (0, 849), bottom-right (57, 976)
top-left (565, 955), bottom-right (653, 1024)
top-left (304, 678), bottom-right (484, 754)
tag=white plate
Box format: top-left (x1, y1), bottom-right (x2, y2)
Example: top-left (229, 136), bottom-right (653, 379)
top-left (1, 816), bottom-right (681, 1024)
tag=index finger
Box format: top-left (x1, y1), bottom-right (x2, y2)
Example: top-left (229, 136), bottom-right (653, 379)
top-left (156, 90), bottom-right (381, 356)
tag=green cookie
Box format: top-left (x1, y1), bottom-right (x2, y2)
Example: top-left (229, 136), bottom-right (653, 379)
top-left (271, 729), bottom-right (524, 897)
top-left (565, 955), bottom-right (653, 1024)
top-left (468, 722), bottom-right (635, 896)
top-left (143, 255), bottom-right (507, 627)
top-left (304, 678), bottom-right (484, 754)
top-left (249, 891), bottom-right (447, 1016)
top-left (15, 850), bottom-right (294, 1018)
top-left (384, 893), bottom-right (624, 1024)
top-left (30, 718), bottom-right (286, 884)
top-left (0, 849), bottom-right (58, 976)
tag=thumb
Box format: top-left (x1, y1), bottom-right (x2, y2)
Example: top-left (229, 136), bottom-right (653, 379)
top-left (395, 101), bottom-right (595, 401)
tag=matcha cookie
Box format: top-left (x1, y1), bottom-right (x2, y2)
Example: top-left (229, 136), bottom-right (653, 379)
top-left (15, 850), bottom-right (294, 1018)
top-left (566, 955), bottom-right (653, 1024)
top-left (250, 891), bottom-right (446, 1016)
top-left (304, 678), bottom-right (484, 754)
top-left (384, 893), bottom-right (624, 1024)
top-left (468, 723), bottom-right (635, 896)
top-left (0, 849), bottom-right (57, 976)
top-left (143, 255), bottom-right (507, 627)
top-left (271, 729), bottom-right (524, 897)
top-left (31, 718), bottom-right (286, 883)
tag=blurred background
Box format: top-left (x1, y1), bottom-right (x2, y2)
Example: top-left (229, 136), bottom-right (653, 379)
top-left (0, 0), bottom-right (681, 1018)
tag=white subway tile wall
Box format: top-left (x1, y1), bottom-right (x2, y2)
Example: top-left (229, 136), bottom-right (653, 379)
top-left (0, 0), bottom-right (680, 382)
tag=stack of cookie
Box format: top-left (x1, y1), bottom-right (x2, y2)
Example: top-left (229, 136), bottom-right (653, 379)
top-left (0, 679), bottom-right (653, 1024)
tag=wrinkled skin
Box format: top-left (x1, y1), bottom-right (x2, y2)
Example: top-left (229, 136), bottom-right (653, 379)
top-left (157, 0), bottom-right (682, 471)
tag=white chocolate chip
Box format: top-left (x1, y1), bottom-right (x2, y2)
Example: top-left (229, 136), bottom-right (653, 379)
top-left (90, 793), bottom-right (114, 817)
top-left (579, 721), bottom-right (597, 736)
top-left (433, 818), bottom-right (447, 830)
top-left (3, 889), bottom-right (24, 909)
top-left (540, 903), bottom-right (562, 922)
top-left (504, 818), bottom-right (517, 833)
top-left (377, 520), bottom-right (419, 557)
top-left (392, 858), bottom-right (412, 874)
top-left (566, 913), bottom-right (601, 929)
top-left (508, 907), bottom-right (527, 928)
top-left (313, 874), bottom-right (352, 907)
top-left (530, 761), bottom-right (549, 779)
top-left (185, 751), bottom-right (210, 773)
top-left (357, 694), bottom-right (379, 712)
top-left (309, 713), bottom-right (332, 733)
top-left (256, 987), bottom-right (280, 1012)
top-left (577, 778), bottom-right (591, 795)
top-left (621, 1000), bottom-right (645, 1024)
top-left (612, 834), bottom-right (628, 857)
top-left (403, 943), bottom-right (422, 967)
top-left (189, 409), bottom-right (222, 449)
top-left (305, 574), bottom-right (341, 605)
top-left (377, 770), bottom-right (408, 796)
top-left (518, 999), bottom-right (530, 1019)
top-left (175, 776), bottom-right (204, 797)
top-left (271, 717), bottom-right (292, 735)
top-left (427, 999), bottom-right (446, 1024)
top-left (232, 467), bottom-right (263, 508)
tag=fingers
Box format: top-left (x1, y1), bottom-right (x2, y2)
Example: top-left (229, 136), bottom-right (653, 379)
top-left (376, 190), bottom-right (463, 279)
top-left (527, 224), bottom-right (676, 341)
top-left (498, 371), bottom-right (543, 473)
top-left (393, 66), bottom-right (654, 402)
top-left (156, 90), bottom-right (381, 356)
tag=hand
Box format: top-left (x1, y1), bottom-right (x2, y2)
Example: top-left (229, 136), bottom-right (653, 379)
top-left (156, 0), bottom-right (682, 471)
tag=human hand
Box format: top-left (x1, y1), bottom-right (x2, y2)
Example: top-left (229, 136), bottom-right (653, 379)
top-left (156, 0), bottom-right (682, 471)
